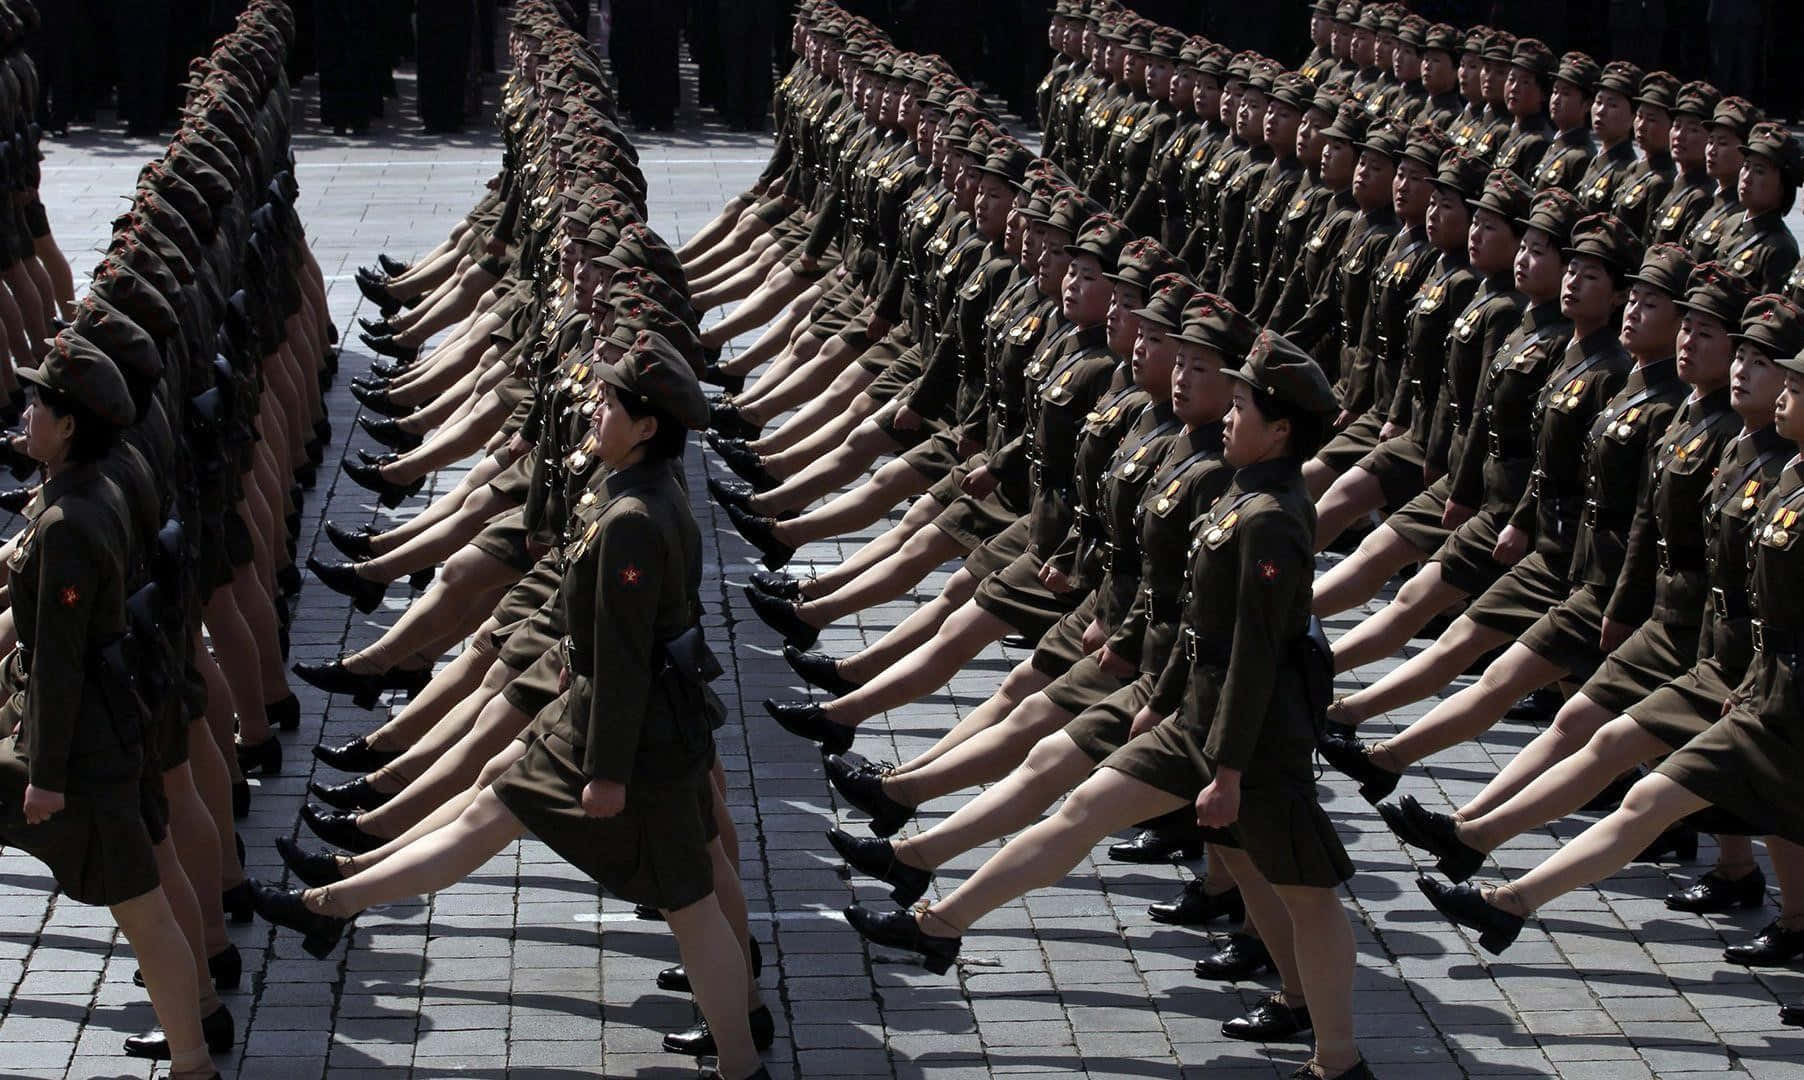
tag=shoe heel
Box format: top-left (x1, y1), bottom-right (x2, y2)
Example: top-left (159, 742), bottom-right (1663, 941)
top-left (301, 931), bottom-right (340, 960)
top-left (1477, 926), bottom-right (1517, 955)
top-left (408, 568), bottom-right (434, 590)
top-left (922, 951), bottom-right (955, 975)
top-left (222, 883), bottom-right (253, 925)
top-left (352, 688), bottom-right (381, 709)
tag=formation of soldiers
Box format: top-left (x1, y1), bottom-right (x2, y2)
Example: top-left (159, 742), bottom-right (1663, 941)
top-left (0, 2), bottom-right (335, 1077)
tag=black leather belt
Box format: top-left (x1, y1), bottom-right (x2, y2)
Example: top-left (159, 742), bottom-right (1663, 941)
top-left (1487, 430), bottom-right (1534, 459)
top-left (1710, 587), bottom-right (1751, 621)
top-left (1657, 540), bottom-right (1708, 574)
top-left (1182, 628), bottom-right (1230, 665)
top-left (1752, 620), bottom-right (1804, 657)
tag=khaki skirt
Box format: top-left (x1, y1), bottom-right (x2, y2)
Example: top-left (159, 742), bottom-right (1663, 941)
top-left (1356, 434), bottom-right (1431, 512)
top-left (1579, 617), bottom-right (1699, 717)
top-left (0, 742), bottom-right (159, 907)
top-left (1463, 550), bottom-right (1572, 639)
top-left (1518, 582), bottom-right (1611, 683)
top-left (1655, 651), bottom-right (1804, 846)
top-left (973, 550), bottom-right (1087, 639)
top-left (1385, 475), bottom-right (1455, 556)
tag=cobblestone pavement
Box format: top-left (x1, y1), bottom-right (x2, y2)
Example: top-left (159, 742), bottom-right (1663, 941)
top-left (9, 94), bottom-right (1804, 1080)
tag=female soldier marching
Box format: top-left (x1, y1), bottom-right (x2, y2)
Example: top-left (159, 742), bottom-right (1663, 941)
top-left (251, 333), bottom-right (770, 1080)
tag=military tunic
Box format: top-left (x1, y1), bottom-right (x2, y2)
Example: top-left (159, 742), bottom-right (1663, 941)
top-left (1531, 128), bottom-right (1595, 194)
top-left (1712, 209), bottom-right (1802, 296)
top-left (1575, 139), bottom-right (1640, 212)
top-left (1646, 167), bottom-right (1716, 247)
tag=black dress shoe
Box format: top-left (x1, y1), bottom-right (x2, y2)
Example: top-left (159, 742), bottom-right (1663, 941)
top-left (133, 944), bottom-right (241, 992)
top-left (359, 332), bottom-right (420, 363)
top-left (350, 380), bottom-right (413, 417)
top-left (1633, 826), bottom-right (1699, 865)
top-left (1316, 735), bottom-right (1401, 803)
top-left (233, 779), bottom-right (251, 819)
top-left (662, 1004), bottom-right (777, 1056)
top-left (749, 569), bottom-right (801, 600)
top-left (844, 902), bottom-right (960, 974)
top-left (714, 439), bottom-right (779, 491)
top-left (356, 274), bottom-right (403, 314)
top-left (358, 315), bottom-right (395, 335)
top-left (744, 586), bottom-right (816, 645)
top-left (309, 776), bottom-right (396, 812)
top-left (1385, 795), bottom-right (1485, 882)
top-left (1293, 1058), bottom-right (1377, 1080)
top-left (293, 658), bottom-right (406, 709)
top-left (123, 1004), bottom-right (235, 1059)
top-left (1148, 879), bottom-right (1246, 926)
top-left (267, 693), bottom-right (301, 733)
top-left (658, 938), bottom-right (764, 993)
top-left (308, 557), bottom-right (389, 613)
top-left (786, 644), bottom-right (862, 696)
top-left (0, 486), bottom-right (33, 513)
top-left (359, 413), bottom-right (423, 451)
top-left (1667, 865), bottom-right (1766, 914)
top-left (350, 374), bottom-right (391, 394)
top-left (343, 459), bottom-right (425, 509)
top-left (250, 879), bottom-right (351, 958)
top-left (708, 399), bottom-right (761, 441)
top-left (1108, 825), bottom-right (1203, 864)
top-left (315, 735), bottom-right (402, 773)
top-left (1222, 994), bottom-right (1312, 1042)
top-left (301, 803), bottom-right (385, 854)
top-left (726, 503), bottom-right (796, 570)
top-left (369, 357), bottom-right (413, 380)
top-left (824, 755), bottom-right (915, 836)
top-left (828, 827), bottom-right (930, 904)
top-left (222, 881), bottom-right (253, 924)
top-left (378, 254), bottom-right (411, 277)
top-left (707, 473), bottom-right (759, 508)
top-left (1417, 877), bottom-right (1524, 955)
top-left (1503, 686), bottom-right (1563, 723)
top-left (278, 836), bottom-right (348, 888)
top-left (1782, 1003), bottom-right (1804, 1027)
top-left (236, 735), bottom-right (282, 777)
top-left (1724, 919), bottom-right (1804, 966)
top-left (762, 700), bottom-right (853, 754)
top-left (699, 363), bottom-right (746, 394)
top-left (1194, 931), bottom-right (1274, 980)
top-left (325, 520), bottom-right (379, 559)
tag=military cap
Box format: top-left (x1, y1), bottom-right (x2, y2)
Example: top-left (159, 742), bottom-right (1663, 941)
top-left (596, 330), bottom-right (709, 430)
top-left (1320, 100), bottom-right (1372, 144)
top-left (1421, 22), bottom-right (1460, 56)
top-left (1195, 43), bottom-right (1232, 79)
top-left (1554, 51), bottom-right (1601, 92)
top-left (1733, 294), bottom-right (1804, 358)
top-left (1355, 6), bottom-right (1384, 32)
top-left (1125, 24), bottom-right (1154, 54)
top-left (1224, 52), bottom-right (1257, 85)
top-left (1132, 273), bottom-right (1200, 329)
top-left (1333, 1), bottom-right (1362, 24)
top-left (1595, 60), bottom-right (1645, 98)
top-left (1226, 330), bottom-right (1340, 416)
top-left (1481, 30), bottom-right (1517, 64)
top-left (1396, 15), bottom-right (1428, 49)
top-left (1173, 293), bottom-right (1258, 357)
top-left (1707, 96), bottom-right (1762, 142)
top-left (1470, 167), bottom-right (1535, 222)
top-left (1310, 0), bottom-right (1337, 14)
top-left (1243, 61), bottom-right (1279, 95)
top-left (971, 141), bottom-right (1035, 188)
top-left (604, 296), bottom-right (702, 361)
top-left (1149, 28), bottom-right (1184, 60)
top-left (89, 264), bottom-right (180, 341)
top-left (1633, 70), bottom-right (1680, 113)
top-left (1620, 240), bottom-right (1693, 296)
top-left (1401, 123), bottom-right (1455, 171)
top-left (1460, 27), bottom-right (1490, 57)
top-left (1520, 186), bottom-right (1585, 245)
top-left (1309, 83), bottom-right (1348, 118)
top-left (1105, 236), bottom-right (1181, 291)
top-left (22, 333), bottom-right (137, 429)
top-left (1177, 36), bottom-right (1209, 69)
top-left (1268, 72), bottom-right (1316, 113)
top-left (1741, 121), bottom-right (1804, 187)
top-left (1671, 80), bottom-right (1721, 121)
top-left (1354, 118), bottom-right (1407, 160)
top-left (1565, 212), bottom-right (1645, 274)
top-left (1431, 146), bottom-right (1490, 201)
top-left (1066, 214), bottom-right (1133, 272)
top-left (1507, 38), bottom-right (1555, 80)
top-left (69, 296), bottom-right (162, 382)
top-left (1043, 189), bottom-right (1094, 236)
top-left (1675, 261), bottom-right (1756, 326)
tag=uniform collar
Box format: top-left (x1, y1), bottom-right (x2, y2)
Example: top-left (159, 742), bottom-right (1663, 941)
top-left (604, 457), bottom-right (672, 498)
top-left (38, 460), bottom-right (102, 511)
top-left (1231, 456), bottom-right (1301, 492)
top-left (1185, 420), bottom-right (1225, 453)
top-left (1623, 354), bottom-right (1680, 389)
top-left (1524, 298), bottom-right (1566, 331)
top-left (1558, 126), bottom-right (1591, 147)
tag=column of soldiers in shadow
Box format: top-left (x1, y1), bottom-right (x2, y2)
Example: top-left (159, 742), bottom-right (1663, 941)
top-left (0, 3), bottom-right (340, 1078)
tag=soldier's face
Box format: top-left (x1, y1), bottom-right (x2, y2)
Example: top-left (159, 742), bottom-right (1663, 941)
top-left (1352, 150), bottom-right (1395, 209)
top-left (1504, 67), bottom-right (1544, 118)
top-left (1037, 243), bottom-right (1072, 295)
top-left (1376, 36), bottom-right (1397, 73)
top-left (955, 159), bottom-right (981, 210)
top-left (1549, 83), bottom-right (1589, 131)
top-left (1778, 371), bottom-right (1804, 441)
top-left (1677, 310), bottom-right (1734, 388)
top-left (1482, 60), bottom-right (1510, 105)
top-left (1426, 185), bottom-right (1470, 253)
top-left (1194, 76), bottom-right (1221, 119)
top-left (1132, 323), bottom-right (1179, 398)
top-left (1062, 254), bottom-right (1112, 324)
top-left (1108, 283), bottom-right (1146, 353)
top-left (1265, 101), bottom-right (1302, 158)
top-left (1236, 91), bottom-right (1268, 143)
top-left (1739, 155), bottom-right (1784, 213)
top-left (1223, 385), bottom-right (1288, 467)
top-left (1559, 255), bottom-right (1624, 332)
top-left (1014, 216), bottom-right (1037, 264)
top-left (1312, 15), bottom-right (1331, 48)
top-left (1514, 228), bottom-right (1565, 300)
top-left (1351, 30), bottom-right (1375, 67)
top-left (1706, 129), bottom-right (1743, 184)
top-left (1172, 343), bottom-right (1231, 424)
top-left (1422, 50), bottom-right (1455, 93)
top-left (1458, 53), bottom-right (1484, 100)
top-left (975, 175), bottom-right (1014, 240)
top-left (1733, 345), bottom-right (1786, 427)
top-left (1320, 137), bottom-right (1355, 187)
top-left (1468, 208), bottom-right (1519, 274)
top-left (1146, 59), bottom-right (1173, 98)
top-left (1634, 105), bottom-right (1671, 155)
top-left (1298, 109), bottom-right (1330, 168)
top-left (1172, 68), bottom-right (1197, 108)
top-left (1393, 159), bottom-right (1432, 220)
top-left (1393, 44), bottom-right (1421, 84)
top-left (1219, 83), bottom-right (1242, 127)
top-left (1331, 24), bottom-right (1351, 57)
top-left (1671, 115), bottom-right (1707, 169)
top-left (593, 384), bottom-right (655, 469)
top-left (22, 390), bottom-right (73, 468)
top-left (1123, 52), bottom-right (1145, 88)
top-left (1592, 89), bottom-right (1633, 144)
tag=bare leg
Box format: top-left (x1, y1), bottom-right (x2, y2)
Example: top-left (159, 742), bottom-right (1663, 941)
top-left (664, 893), bottom-right (759, 1079)
top-left (1311, 524), bottom-right (1427, 617)
top-left (111, 888), bottom-right (211, 1079)
top-left (1370, 642), bottom-right (1567, 769)
top-left (1330, 562), bottom-right (1470, 673)
top-left (359, 691), bottom-right (529, 839)
top-left (360, 638), bottom-right (498, 750)
top-left (1497, 774), bottom-right (1706, 913)
top-left (350, 548), bottom-right (519, 673)
top-left (888, 660), bottom-right (1052, 779)
top-left (1314, 466), bottom-right (1387, 553)
top-left (312, 784), bottom-right (528, 914)
top-left (165, 763), bottom-right (229, 956)
top-left (894, 731), bottom-right (1106, 871)
top-left (752, 368), bottom-right (877, 456)
top-left (796, 526), bottom-right (967, 626)
top-left (1458, 694), bottom-right (1621, 821)
top-left (885, 687), bottom-right (1072, 812)
top-left (834, 567), bottom-right (987, 679)
top-left (187, 717), bottom-right (243, 890)
top-left (1336, 614), bottom-right (1509, 721)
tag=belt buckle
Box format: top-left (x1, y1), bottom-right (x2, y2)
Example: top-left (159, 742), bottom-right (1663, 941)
top-left (1656, 538), bottom-right (1671, 573)
top-left (1711, 587), bottom-right (1728, 620)
top-left (1183, 628), bottom-right (1197, 663)
top-left (1752, 619), bottom-right (1766, 652)
top-left (1487, 430), bottom-right (1502, 457)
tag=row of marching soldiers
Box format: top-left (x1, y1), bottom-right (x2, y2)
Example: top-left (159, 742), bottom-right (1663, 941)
top-left (0, 2), bottom-right (339, 1078)
top-left (635, 0), bottom-right (1804, 1075)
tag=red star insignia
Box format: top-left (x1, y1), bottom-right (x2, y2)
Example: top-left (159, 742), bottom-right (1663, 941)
top-left (59, 586), bottom-right (80, 607)
top-left (619, 566), bottom-right (641, 586)
top-left (1258, 560), bottom-right (1279, 582)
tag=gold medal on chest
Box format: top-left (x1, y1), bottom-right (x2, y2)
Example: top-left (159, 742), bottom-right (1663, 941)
top-left (1741, 479), bottom-right (1761, 511)
top-left (1613, 406), bottom-right (1642, 438)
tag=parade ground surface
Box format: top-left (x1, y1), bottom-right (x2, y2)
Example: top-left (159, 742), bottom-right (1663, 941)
top-left (9, 93), bottom-right (1804, 1080)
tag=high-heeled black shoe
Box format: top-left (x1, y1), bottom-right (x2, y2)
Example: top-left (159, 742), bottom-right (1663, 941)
top-left (745, 588), bottom-right (816, 646)
top-left (1293, 1058), bottom-right (1377, 1079)
top-left (356, 274), bottom-right (404, 315)
top-left (358, 315), bottom-right (395, 335)
top-left (266, 693), bottom-right (301, 733)
top-left (1194, 931), bottom-right (1274, 980)
top-left (828, 828), bottom-right (931, 905)
top-left (1724, 918), bottom-right (1804, 965)
top-left (368, 354), bottom-right (414, 379)
top-left (1316, 735), bottom-right (1402, 803)
top-left (236, 735), bottom-right (282, 777)
top-left (232, 779), bottom-right (251, 819)
top-left (727, 504), bottom-right (796, 570)
top-left (1782, 1003), bottom-right (1804, 1027)
top-left (1383, 795), bottom-right (1485, 882)
top-left (123, 1003), bottom-right (235, 1058)
top-left (1107, 824), bottom-right (1203, 864)
top-left (325, 520), bottom-right (379, 560)
top-left (343, 458), bottom-right (425, 509)
top-left (250, 879), bottom-right (351, 959)
top-left (1222, 994), bottom-right (1312, 1041)
top-left (844, 902), bottom-right (961, 974)
top-left (377, 254), bottom-right (410, 277)
top-left (712, 436), bottom-right (778, 490)
top-left (356, 449), bottom-right (400, 469)
top-left (277, 835), bottom-right (348, 887)
top-left (1148, 879), bottom-right (1246, 926)
top-left (222, 882), bottom-right (254, 924)
top-left (706, 473), bottom-right (759, 509)
top-left (134, 944), bottom-right (241, 992)
top-left (294, 658), bottom-right (390, 708)
top-left (359, 332), bottom-right (420, 363)
top-left (1633, 826), bottom-right (1698, 865)
top-left (762, 699), bottom-right (852, 754)
top-left (308, 556), bottom-right (390, 613)
top-left (657, 938), bottom-right (763, 993)
top-left (823, 755), bottom-right (914, 837)
top-left (309, 776), bottom-right (395, 812)
top-left (662, 1004), bottom-right (777, 1056)
top-left (1417, 877), bottom-right (1525, 955)
top-left (786, 645), bottom-right (862, 697)
top-left (1668, 865), bottom-right (1768, 914)
top-left (314, 734), bottom-right (402, 773)
top-left (359, 414), bottom-right (423, 451)
top-left (699, 362), bottom-right (746, 395)
top-left (350, 380), bottom-right (413, 417)
top-left (301, 803), bottom-right (386, 854)
top-left (748, 569), bottom-right (802, 600)
top-left (350, 374), bottom-right (390, 394)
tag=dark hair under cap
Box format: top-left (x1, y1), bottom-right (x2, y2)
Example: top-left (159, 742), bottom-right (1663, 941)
top-left (23, 332), bottom-right (136, 429)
